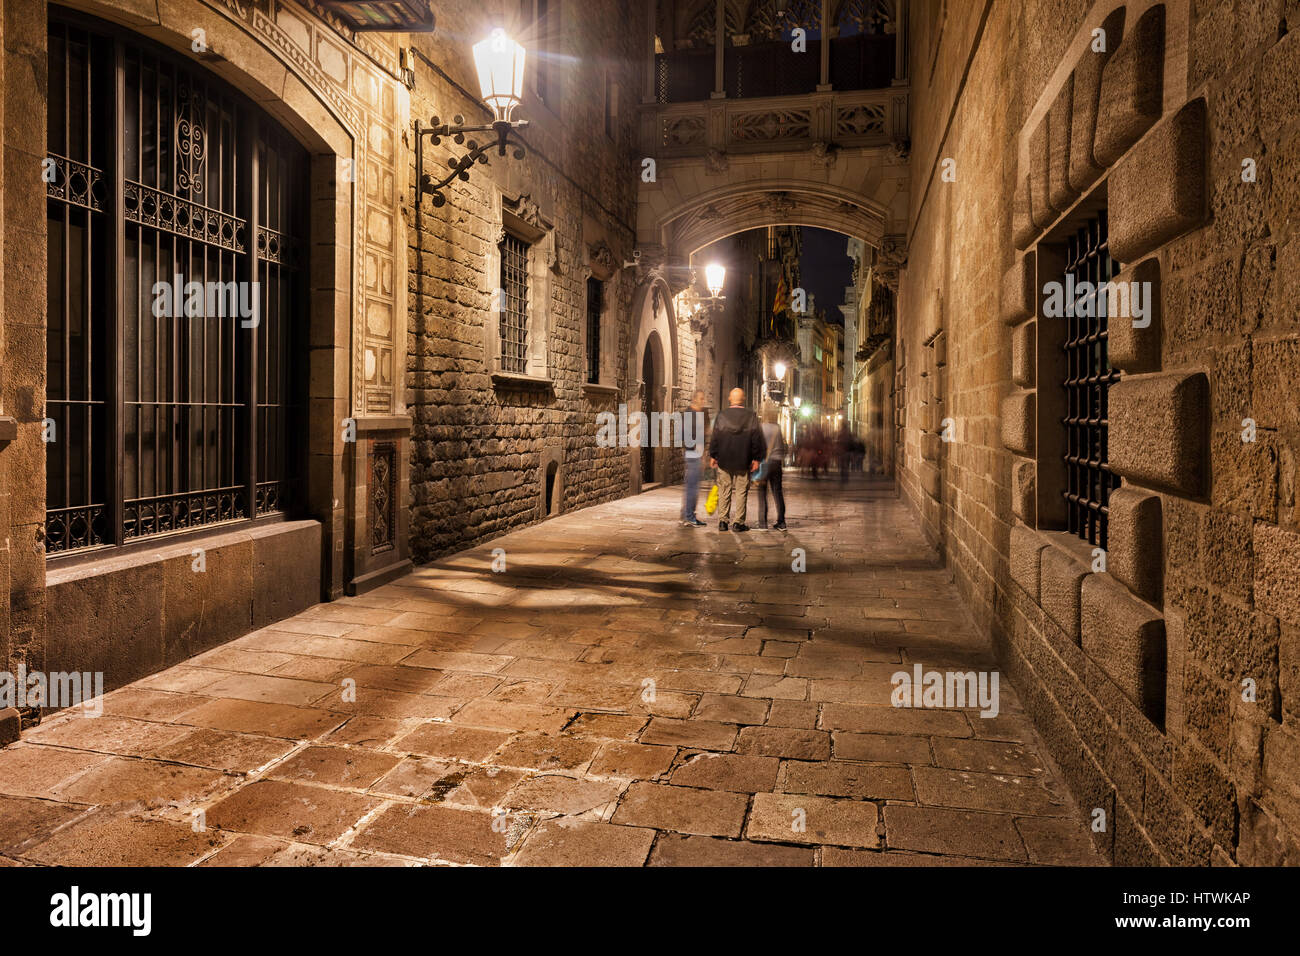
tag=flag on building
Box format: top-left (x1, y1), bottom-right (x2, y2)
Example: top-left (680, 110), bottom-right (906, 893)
top-left (773, 276), bottom-right (790, 315)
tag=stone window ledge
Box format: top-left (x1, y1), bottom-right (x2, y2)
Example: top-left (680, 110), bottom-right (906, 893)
top-left (492, 371), bottom-right (555, 391)
top-left (1034, 527), bottom-right (1099, 567)
top-left (0, 416), bottom-right (16, 445)
top-left (354, 414), bottom-right (413, 436)
top-left (46, 518), bottom-right (321, 587)
top-left (582, 382), bottom-right (620, 397)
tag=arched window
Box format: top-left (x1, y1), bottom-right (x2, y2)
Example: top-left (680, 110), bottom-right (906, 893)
top-left (45, 9), bottom-right (309, 555)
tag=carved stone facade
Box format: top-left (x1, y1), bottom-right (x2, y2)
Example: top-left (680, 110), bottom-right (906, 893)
top-left (0, 0), bottom-right (411, 706)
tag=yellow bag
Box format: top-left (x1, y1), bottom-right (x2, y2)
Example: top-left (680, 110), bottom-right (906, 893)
top-left (705, 483), bottom-right (719, 515)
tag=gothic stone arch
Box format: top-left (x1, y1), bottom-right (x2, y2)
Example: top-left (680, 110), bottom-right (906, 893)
top-left (628, 276), bottom-right (680, 493)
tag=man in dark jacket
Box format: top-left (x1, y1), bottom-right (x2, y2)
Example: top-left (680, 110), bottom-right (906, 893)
top-left (708, 388), bottom-right (764, 532)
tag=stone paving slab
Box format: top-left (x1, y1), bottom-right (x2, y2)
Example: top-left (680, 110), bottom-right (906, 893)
top-left (0, 478), bottom-right (1103, 866)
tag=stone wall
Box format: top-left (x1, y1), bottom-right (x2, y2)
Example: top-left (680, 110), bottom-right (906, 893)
top-left (898, 0), bottom-right (1300, 865)
top-left (406, 1), bottom-right (665, 561)
top-left (0, 0), bottom-right (412, 710)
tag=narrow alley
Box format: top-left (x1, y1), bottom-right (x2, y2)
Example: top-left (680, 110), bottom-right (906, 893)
top-left (0, 478), bottom-right (1100, 867)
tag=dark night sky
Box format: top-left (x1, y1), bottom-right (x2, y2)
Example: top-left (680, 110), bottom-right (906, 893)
top-left (799, 227), bottom-right (855, 319)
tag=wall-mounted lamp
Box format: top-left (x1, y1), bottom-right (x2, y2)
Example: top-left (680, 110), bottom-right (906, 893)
top-left (773, 361), bottom-right (787, 380)
top-left (415, 28), bottom-right (529, 209)
top-left (705, 263), bottom-right (726, 299)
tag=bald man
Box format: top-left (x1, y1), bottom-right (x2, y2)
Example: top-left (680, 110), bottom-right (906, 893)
top-left (708, 387), bottom-right (764, 532)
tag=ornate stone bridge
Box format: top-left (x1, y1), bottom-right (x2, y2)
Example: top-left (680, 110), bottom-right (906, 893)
top-left (635, 85), bottom-right (912, 263)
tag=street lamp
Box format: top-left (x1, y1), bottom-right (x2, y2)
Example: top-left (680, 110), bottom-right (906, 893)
top-left (705, 263), bottom-right (726, 298)
top-left (474, 28), bottom-right (526, 124)
top-left (773, 361), bottom-right (787, 380)
top-left (415, 28), bottom-right (530, 209)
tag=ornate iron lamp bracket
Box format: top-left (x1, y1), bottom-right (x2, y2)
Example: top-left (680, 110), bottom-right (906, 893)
top-left (414, 116), bottom-right (529, 208)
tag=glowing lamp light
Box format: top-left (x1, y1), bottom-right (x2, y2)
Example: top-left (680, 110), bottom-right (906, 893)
top-left (800, 406), bottom-right (812, 419)
top-left (474, 28), bottom-right (526, 124)
top-left (773, 361), bottom-right (787, 379)
top-left (705, 263), bottom-right (726, 298)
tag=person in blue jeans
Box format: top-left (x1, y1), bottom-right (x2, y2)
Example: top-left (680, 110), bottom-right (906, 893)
top-left (757, 406), bottom-right (787, 531)
top-left (680, 390), bottom-right (708, 527)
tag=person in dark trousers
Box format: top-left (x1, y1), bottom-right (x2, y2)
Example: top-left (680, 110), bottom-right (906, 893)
top-left (757, 406), bottom-right (787, 531)
top-left (708, 387), bottom-right (764, 532)
top-left (680, 390), bottom-right (708, 527)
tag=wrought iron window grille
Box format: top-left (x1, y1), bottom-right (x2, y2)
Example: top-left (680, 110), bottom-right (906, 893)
top-left (1061, 210), bottom-right (1122, 549)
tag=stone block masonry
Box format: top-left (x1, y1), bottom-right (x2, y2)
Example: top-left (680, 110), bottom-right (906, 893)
top-left (405, 3), bottom-right (680, 562)
top-left (897, 0), bottom-right (1300, 866)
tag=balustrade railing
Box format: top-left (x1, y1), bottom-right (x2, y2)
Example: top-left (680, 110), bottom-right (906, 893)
top-left (643, 85), bottom-right (907, 158)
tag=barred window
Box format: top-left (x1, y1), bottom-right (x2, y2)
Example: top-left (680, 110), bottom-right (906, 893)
top-left (586, 277), bottom-right (603, 384)
top-left (499, 232), bottom-right (530, 374)
top-left (45, 10), bottom-right (307, 555)
top-left (1061, 211), bottom-right (1122, 549)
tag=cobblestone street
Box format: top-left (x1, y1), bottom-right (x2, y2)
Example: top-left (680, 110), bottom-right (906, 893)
top-left (0, 477), bottom-right (1101, 867)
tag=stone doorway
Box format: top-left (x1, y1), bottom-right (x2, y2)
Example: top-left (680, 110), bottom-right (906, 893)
top-left (641, 336), bottom-right (659, 485)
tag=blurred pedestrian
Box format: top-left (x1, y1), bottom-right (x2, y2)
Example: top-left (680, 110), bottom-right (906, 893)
top-left (680, 390), bottom-right (708, 527)
top-left (757, 406), bottom-right (787, 531)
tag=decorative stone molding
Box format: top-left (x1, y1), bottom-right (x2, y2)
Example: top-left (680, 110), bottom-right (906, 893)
top-left (586, 239), bottom-right (618, 281)
top-left (810, 140), bottom-right (839, 168)
top-left (504, 192), bottom-right (553, 233)
top-left (705, 148), bottom-right (729, 173)
top-left (369, 441), bottom-right (396, 556)
top-left (634, 244), bottom-right (667, 284)
top-left (875, 234), bottom-right (908, 291)
top-left (765, 191), bottom-right (797, 217)
top-left (489, 191), bottom-right (558, 382)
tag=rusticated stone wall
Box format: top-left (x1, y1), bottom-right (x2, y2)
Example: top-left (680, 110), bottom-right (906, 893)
top-left (899, 0), bottom-right (1300, 865)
